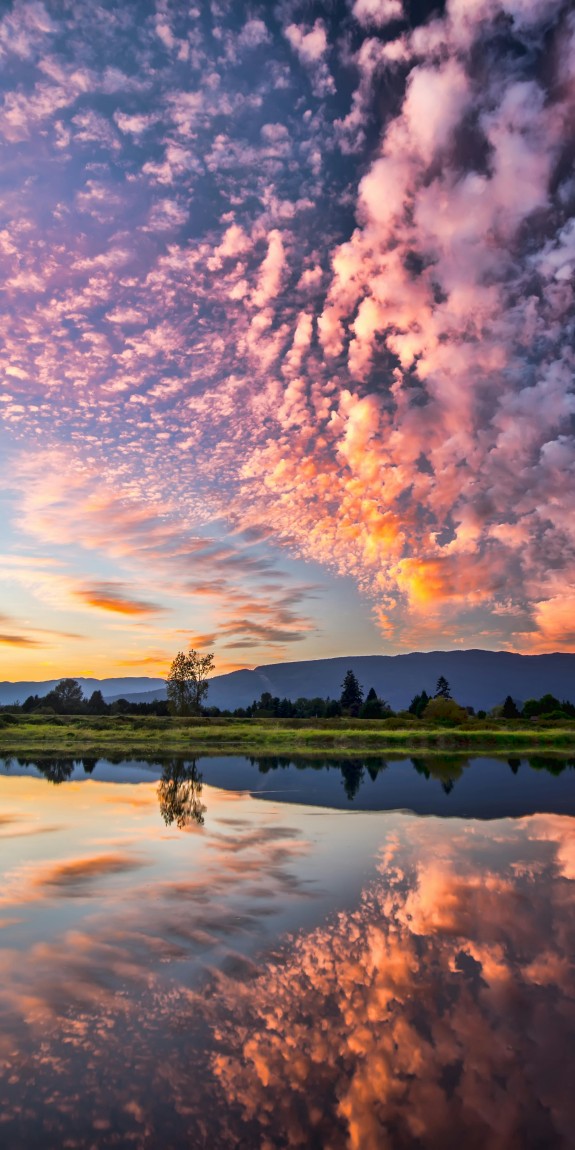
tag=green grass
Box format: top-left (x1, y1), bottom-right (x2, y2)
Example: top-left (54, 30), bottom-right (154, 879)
top-left (1, 713), bottom-right (575, 757)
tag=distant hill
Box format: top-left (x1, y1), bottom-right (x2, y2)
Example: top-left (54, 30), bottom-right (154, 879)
top-left (2, 652), bottom-right (574, 712)
top-left (0, 677), bottom-right (166, 706)
top-left (206, 651), bottom-right (575, 713)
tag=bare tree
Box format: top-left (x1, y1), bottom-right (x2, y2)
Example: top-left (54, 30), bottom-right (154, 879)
top-left (167, 650), bottom-right (215, 715)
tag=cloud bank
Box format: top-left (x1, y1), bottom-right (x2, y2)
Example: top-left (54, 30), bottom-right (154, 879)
top-left (0, 0), bottom-right (574, 666)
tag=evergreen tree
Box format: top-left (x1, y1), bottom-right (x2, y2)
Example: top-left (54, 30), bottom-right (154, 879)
top-left (340, 669), bottom-right (364, 716)
top-left (255, 692), bottom-right (275, 715)
top-left (408, 690), bottom-right (430, 718)
top-left (278, 697), bottom-right (294, 717)
top-left (435, 676), bottom-right (452, 700)
top-left (360, 687), bottom-right (384, 719)
top-left (22, 694), bottom-right (41, 713)
top-left (502, 695), bottom-right (519, 719)
top-left (86, 689), bottom-right (108, 714)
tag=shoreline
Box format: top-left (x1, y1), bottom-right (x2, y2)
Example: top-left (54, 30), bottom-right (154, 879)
top-left (1, 716), bottom-right (575, 757)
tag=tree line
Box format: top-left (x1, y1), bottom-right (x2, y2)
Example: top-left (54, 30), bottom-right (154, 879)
top-left (9, 663), bottom-right (575, 722)
top-left (19, 679), bottom-right (169, 716)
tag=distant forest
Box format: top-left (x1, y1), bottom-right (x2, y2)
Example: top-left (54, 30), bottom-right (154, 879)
top-left (6, 671), bottom-right (575, 724)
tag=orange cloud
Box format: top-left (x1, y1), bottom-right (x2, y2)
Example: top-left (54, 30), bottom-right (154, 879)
top-left (33, 853), bottom-right (147, 891)
top-left (74, 582), bottom-right (167, 616)
top-left (0, 633), bottom-right (43, 646)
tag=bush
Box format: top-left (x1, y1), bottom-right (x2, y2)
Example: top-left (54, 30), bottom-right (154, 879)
top-left (380, 717), bottom-right (420, 729)
top-left (422, 698), bottom-right (468, 725)
top-left (538, 710), bottom-right (573, 722)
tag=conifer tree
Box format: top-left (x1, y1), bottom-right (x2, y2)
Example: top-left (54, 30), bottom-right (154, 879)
top-left (435, 676), bottom-right (452, 700)
top-left (340, 669), bottom-right (364, 716)
top-left (502, 695), bottom-right (520, 718)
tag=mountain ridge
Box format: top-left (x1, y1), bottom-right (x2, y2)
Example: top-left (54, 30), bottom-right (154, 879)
top-left (0, 677), bottom-right (166, 706)
top-left (1, 651), bottom-right (575, 711)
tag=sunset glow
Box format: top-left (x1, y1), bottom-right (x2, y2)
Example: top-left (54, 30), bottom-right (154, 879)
top-left (1, 0), bottom-right (574, 677)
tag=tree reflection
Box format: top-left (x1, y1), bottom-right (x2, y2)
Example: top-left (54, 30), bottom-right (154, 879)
top-left (527, 755), bottom-right (572, 775)
top-left (248, 755), bottom-right (389, 797)
top-left (366, 760), bottom-right (386, 782)
top-left (411, 755), bottom-right (469, 785)
top-left (157, 759), bottom-right (206, 828)
top-left (249, 755), bottom-right (295, 774)
top-left (34, 757), bottom-right (98, 782)
top-left (340, 760), bottom-right (365, 801)
top-left (36, 757), bottom-right (76, 785)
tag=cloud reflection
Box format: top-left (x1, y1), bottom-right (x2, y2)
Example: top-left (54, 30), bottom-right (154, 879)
top-left (210, 816), bottom-right (575, 1149)
top-left (0, 772), bottom-right (573, 1148)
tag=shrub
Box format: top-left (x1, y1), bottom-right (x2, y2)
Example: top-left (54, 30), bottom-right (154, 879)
top-left (421, 698), bottom-right (468, 725)
top-left (538, 710), bottom-right (573, 722)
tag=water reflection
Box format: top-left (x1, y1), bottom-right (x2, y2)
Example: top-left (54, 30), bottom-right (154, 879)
top-left (0, 770), bottom-right (572, 1149)
top-left (411, 753), bottom-right (468, 783)
top-left (157, 759), bottom-right (206, 828)
top-left (209, 815), bottom-right (575, 1149)
top-left (2, 752), bottom-right (575, 821)
top-left (340, 758), bottom-right (365, 800)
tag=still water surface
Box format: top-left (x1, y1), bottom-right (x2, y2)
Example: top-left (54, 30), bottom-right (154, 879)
top-left (0, 753), bottom-right (574, 1148)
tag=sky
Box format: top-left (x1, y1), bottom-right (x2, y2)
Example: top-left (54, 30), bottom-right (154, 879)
top-left (0, 0), bottom-right (574, 680)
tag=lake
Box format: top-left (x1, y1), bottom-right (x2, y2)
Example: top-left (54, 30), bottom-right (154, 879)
top-left (0, 753), bottom-right (574, 1148)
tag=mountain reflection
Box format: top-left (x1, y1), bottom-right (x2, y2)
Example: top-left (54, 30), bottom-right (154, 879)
top-left (157, 759), bottom-right (206, 829)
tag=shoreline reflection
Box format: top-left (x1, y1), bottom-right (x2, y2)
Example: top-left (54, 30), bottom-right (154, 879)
top-left (2, 752), bottom-right (575, 822)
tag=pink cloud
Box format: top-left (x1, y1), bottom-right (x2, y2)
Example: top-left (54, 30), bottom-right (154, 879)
top-left (284, 20), bottom-right (335, 96)
top-left (0, 0), bottom-right (573, 662)
top-left (251, 229), bottom-right (286, 308)
top-left (352, 0), bottom-right (404, 27)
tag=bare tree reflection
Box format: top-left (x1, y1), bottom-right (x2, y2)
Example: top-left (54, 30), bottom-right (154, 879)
top-left (157, 759), bottom-right (206, 828)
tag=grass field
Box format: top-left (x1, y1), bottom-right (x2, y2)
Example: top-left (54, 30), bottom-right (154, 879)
top-left (1, 713), bottom-right (575, 757)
